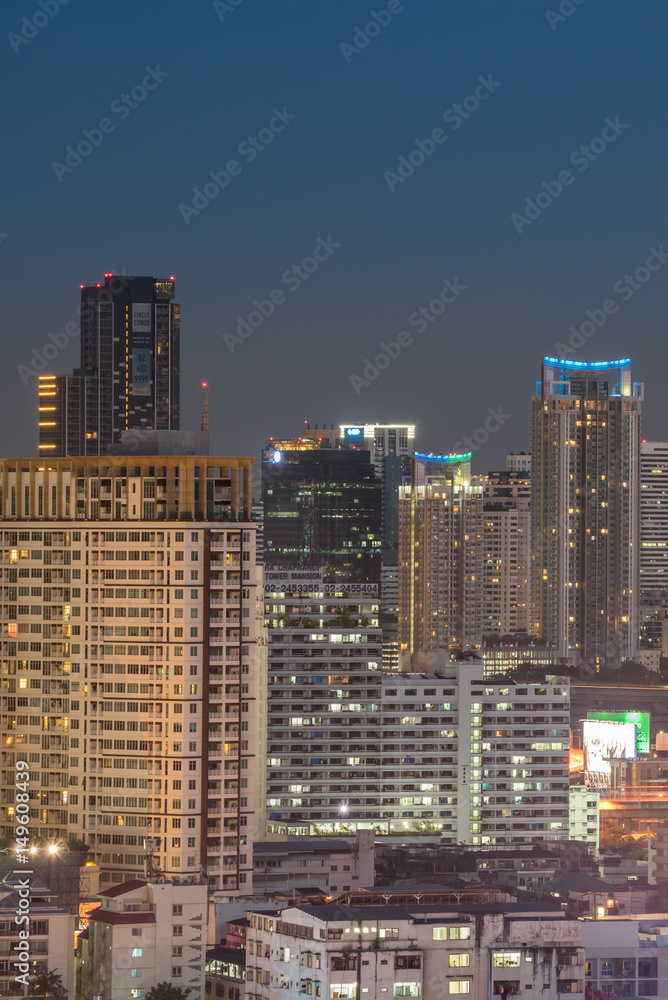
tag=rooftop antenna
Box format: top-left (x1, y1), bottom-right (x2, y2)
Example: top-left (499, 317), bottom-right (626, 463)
top-left (201, 382), bottom-right (209, 431)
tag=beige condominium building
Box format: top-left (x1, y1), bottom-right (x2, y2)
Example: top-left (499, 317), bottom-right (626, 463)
top-left (0, 455), bottom-right (260, 895)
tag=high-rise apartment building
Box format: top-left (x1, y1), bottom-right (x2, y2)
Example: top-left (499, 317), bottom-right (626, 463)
top-left (531, 357), bottom-right (642, 666)
top-left (483, 468), bottom-right (532, 635)
top-left (0, 455), bottom-right (258, 895)
top-left (39, 274), bottom-right (180, 457)
top-left (261, 442), bottom-right (382, 583)
top-left (266, 591), bottom-right (570, 845)
top-left (507, 452), bottom-right (531, 473)
top-left (639, 442), bottom-right (668, 649)
top-left (398, 452), bottom-right (484, 667)
top-left (640, 441), bottom-right (668, 596)
top-left (338, 424), bottom-right (415, 476)
top-left (265, 582), bottom-right (383, 830)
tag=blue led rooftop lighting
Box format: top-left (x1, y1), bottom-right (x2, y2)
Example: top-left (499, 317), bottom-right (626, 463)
top-left (543, 357), bottom-right (631, 368)
top-left (415, 451), bottom-right (471, 463)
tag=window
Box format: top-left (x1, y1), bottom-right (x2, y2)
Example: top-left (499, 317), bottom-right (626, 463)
top-left (448, 984), bottom-right (470, 995)
top-left (330, 987), bottom-right (356, 999)
top-left (433, 927), bottom-right (471, 941)
top-left (394, 987), bottom-right (420, 997)
top-left (131, 948), bottom-right (143, 957)
top-left (131, 970), bottom-right (142, 978)
top-left (132, 929), bottom-right (142, 937)
top-left (449, 955), bottom-right (470, 968)
top-left (493, 953), bottom-right (521, 968)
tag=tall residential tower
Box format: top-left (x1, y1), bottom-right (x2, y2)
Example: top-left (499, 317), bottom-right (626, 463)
top-left (530, 357), bottom-right (642, 666)
top-left (0, 455), bottom-right (259, 895)
top-left (39, 274), bottom-right (180, 457)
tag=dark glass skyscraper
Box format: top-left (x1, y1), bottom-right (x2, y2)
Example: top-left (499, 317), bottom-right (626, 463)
top-left (261, 441), bottom-right (382, 582)
top-left (39, 274), bottom-right (180, 457)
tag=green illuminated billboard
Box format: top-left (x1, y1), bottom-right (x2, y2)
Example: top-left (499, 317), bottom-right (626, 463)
top-left (587, 711), bottom-right (650, 755)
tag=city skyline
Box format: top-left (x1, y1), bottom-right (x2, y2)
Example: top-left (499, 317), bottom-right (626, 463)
top-left (4, 1), bottom-right (668, 467)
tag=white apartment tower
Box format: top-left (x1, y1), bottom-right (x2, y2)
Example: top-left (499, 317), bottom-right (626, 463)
top-left (531, 358), bottom-right (642, 666)
top-left (398, 452), bottom-right (484, 666)
top-left (640, 441), bottom-right (668, 596)
top-left (0, 455), bottom-right (259, 895)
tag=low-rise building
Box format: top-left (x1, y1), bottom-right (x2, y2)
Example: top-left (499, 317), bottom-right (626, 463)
top-left (75, 876), bottom-right (208, 1000)
top-left (244, 901), bottom-right (584, 1000)
top-left (0, 875), bottom-right (76, 998)
top-left (569, 787), bottom-right (600, 849)
top-left (581, 916), bottom-right (668, 998)
top-left (253, 833), bottom-right (374, 897)
top-left (206, 944), bottom-right (246, 1000)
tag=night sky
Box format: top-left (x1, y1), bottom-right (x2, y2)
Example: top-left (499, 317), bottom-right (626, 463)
top-left (2, 0), bottom-right (667, 472)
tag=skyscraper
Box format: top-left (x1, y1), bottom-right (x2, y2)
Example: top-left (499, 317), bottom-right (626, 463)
top-left (261, 439), bottom-right (382, 583)
top-left (39, 274), bottom-right (180, 457)
top-left (398, 452), bottom-right (484, 667)
top-left (0, 455), bottom-right (259, 895)
top-left (639, 440), bottom-right (668, 649)
top-left (530, 357), bottom-right (642, 666)
top-left (483, 467), bottom-right (532, 634)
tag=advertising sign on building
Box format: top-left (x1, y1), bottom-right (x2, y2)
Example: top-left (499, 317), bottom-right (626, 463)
top-left (132, 303), bottom-right (152, 332)
top-left (583, 719), bottom-right (637, 786)
top-left (132, 348), bottom-right (151, 395)
top-left (264, 565), bottom-right (325, 587)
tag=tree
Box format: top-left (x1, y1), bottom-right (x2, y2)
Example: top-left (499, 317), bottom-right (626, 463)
top-left (29, 969), bottom-right (67, 997)
top-left (144, 984), bottom-right (193, 1000)
top-left (599, 819), bottom-right (649, 860)
top-left (67, 836), bottom-right (91, 863)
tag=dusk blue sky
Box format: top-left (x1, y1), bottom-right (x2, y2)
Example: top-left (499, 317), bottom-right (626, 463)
top-left (2, 0), bottom-right (666, 471)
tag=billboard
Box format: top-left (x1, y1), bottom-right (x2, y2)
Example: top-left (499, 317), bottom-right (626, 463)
top-left (264, 565), bottom-right (325, 588)
top-left (583, 719), bottom-right (637, 782)
top-left (132, 302), bottom-right (152, 332)
top-left (587, 711), bottom-right (650, 755)
top-left (131, 348), bottom-right (151, 396)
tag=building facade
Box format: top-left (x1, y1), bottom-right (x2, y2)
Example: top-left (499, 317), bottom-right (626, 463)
top-left (0, 455), bottom-right (258, 894)
top-left (484, 468), bottom-right (531, 635)
top-left (568, 786), bottom-right (600, 848)
top-left (0, 875), bottom-right (76, 997)
top-left (265, 583), bottom-right (383, 832)
top-left (530, 357), bottom-right (642, 666)
top-left (244, 902), bottom-right (584, 1000)
top-left (266, 639), bottom-right (570, 846)
top-left (252, 833), bottom-right (375, 897)
top-left (581, 917), bottom-right (668, 1000)
top-left (398, 453), bottom-right (484, 666)
top-left (39, 274), bottom-right (180, 457)
top-left (76, 877), bottom-right (208, 1000)
top-left (261, 444), bottom-right (381, 583)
